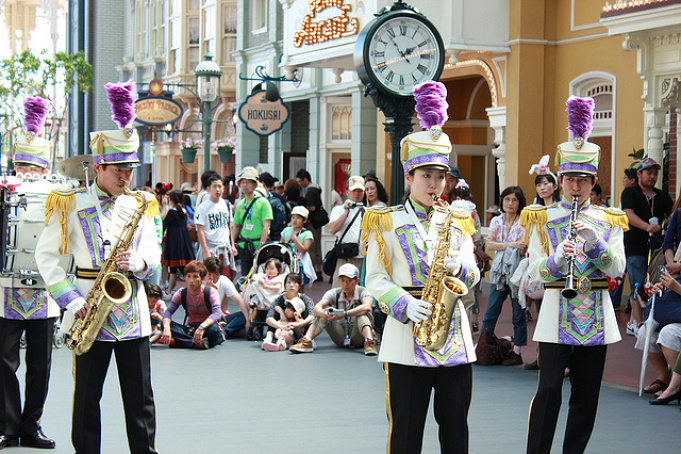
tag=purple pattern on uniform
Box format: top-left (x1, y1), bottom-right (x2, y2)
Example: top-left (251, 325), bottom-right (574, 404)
top-left (2, 288), bottom-right (49, 320)
top-left (395, 228), bottom-right (428, 286)
top-left (93, 151), bottom-right (138, 165)
top-left (413, 308), bottom-right (470, 366)
top-left (53, 288), bottom-right (83, 310)
top-left (402, 154), bottom-right (449, 174)
top-left (584, 237), bottom-right (608, 260)
top-left (77, 206), bottom-right (103, 267)
top-left (558, 293), bottom-right (605, 346)
top-left (546, 255), bottom-right (565, 279)
top-left (13, 153), bottom-right (48, 168)
top-left (393, 293), bottom-right (413, 323)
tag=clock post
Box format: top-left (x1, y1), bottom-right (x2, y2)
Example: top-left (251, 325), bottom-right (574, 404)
top-left (353, 1), bottom-right (445, 203)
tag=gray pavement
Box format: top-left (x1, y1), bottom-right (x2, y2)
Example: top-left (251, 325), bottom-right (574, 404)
top-left (16, 329), bottom-right (679, 453)
top-left (12, 280), bottom-right (681, 453)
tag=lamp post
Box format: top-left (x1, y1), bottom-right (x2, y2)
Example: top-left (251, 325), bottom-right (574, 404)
top-left (194, 53), bottom-right (222, 172)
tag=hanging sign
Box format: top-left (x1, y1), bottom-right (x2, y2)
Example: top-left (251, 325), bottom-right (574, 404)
top-left (238, 90), bottom-right (291, 137)
top-left (293, 0), bottom-right (359, 47)
top-left (134, 97), bottom-right (184, 126)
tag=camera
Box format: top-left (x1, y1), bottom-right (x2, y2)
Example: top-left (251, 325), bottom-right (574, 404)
top-left (349, 202), bottom-right (364, 209)
top-left (327, 307), bottom-right (346, 316)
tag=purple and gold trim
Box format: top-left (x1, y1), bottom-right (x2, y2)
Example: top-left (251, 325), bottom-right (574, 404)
top-left (402, 153), bottom-right (450, 174)
top-left (12, 152), bottom-right (50, 168)
top-left (47, 278), bottom-right (83, 309)
top-left (3, 288), bottom-right (49, 320)
top-left (93, 150), bottom-right (140, 165)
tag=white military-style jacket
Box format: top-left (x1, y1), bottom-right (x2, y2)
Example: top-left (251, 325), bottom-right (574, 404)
top-left (1, 179), bottom-right (62, 320)
top-left (362, 198), bottom-right (480, 367)
top-left (35, 182), bottom-right (160, 341)
top-left (522, 198), bottom-right (627, 345)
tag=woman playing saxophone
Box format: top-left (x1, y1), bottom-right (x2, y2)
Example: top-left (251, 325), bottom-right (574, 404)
top-left (362, 81), bottom-right (480, 454)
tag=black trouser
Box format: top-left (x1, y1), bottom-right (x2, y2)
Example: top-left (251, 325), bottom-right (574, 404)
top-left (384, 362), bottom-right (472, 454)
top-left (236, 243), bottom-right (256, 276)
top-left (72, 338), bottom-right (157, 454)
top-left (527, 342), bottom-right (607, 454)
top-left (0, 317), bottom-right (55, 437)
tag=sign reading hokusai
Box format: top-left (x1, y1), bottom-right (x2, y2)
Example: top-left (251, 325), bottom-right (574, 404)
top-left (238, 90), bottom-right (291, 137)
top-left (293, 0), bottom-right (359, 47)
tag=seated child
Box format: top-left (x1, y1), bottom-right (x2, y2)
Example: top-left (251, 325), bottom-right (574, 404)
top-left (145, 282), bottom-right (166, 344)
top-left (248, 258), bottom-right (285, 309)
top-left (263, 297), bottom-right (305, 351)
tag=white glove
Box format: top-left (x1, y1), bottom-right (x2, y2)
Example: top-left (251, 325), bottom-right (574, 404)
top-left (405, 299), bottom-right (432, 323)
top-left (444, 256), bottom-right (462, 276)
top-left (576, 224), bottom-right (599, 247)
top-left (127, 252), bottom-right (147, 274)
top-left (66, 296), bottom-right (86, 314)
top-left (554, 241), bottom-right (567, 270)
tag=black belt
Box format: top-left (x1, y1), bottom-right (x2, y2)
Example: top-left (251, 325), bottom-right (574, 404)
top-left (403, 287), bottom-right (425, 299)
top-left (544, 277), bottom-right (608, 292)
top-left (75, 267), bottom-right (135, 280)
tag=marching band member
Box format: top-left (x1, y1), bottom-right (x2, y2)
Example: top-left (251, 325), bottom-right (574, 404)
top-left (0, 97), bottom-right (57, 449)
top-left (35, 82), bottom-right (160, 454)
top-left (522, 97), bottom-right (627, 454)
top-left (363, 81), bottom-right (479, 454)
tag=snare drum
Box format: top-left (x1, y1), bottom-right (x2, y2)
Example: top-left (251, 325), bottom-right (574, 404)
top-left (1, 178), bottom-right (77, 287)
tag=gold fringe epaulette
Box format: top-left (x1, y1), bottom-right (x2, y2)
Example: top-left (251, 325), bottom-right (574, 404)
top-left (144, 194), bottom-right (159, 217)
top-left (448, 208), bottom-right (477, 236)
top-left (360, 206), bottom-right (396, 274)
top-left (520, 205), bottom-right (549, 255)
top-left (44, 188), bottom-right (83, 255)
top-left (593, 205), bottom-right (630, 232)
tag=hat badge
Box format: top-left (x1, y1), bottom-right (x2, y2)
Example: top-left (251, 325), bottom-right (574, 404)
top-left (124, 126), bottom-right (134, 138)
top-left (430, 125), bottom-right (442, 141)
top-left (573, 136), bottom-right (584, 150)
top-left (25, 131), bottom-right (36, 143)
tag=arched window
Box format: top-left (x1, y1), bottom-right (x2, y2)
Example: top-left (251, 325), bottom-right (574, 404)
top-left (331, 106), bottom-right (351, 140)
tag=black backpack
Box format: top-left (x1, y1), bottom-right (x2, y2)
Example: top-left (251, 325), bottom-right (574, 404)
top-left (268, 193), bottom-right (287, 236)
top-left (180, 287), bottom-right (212, 325)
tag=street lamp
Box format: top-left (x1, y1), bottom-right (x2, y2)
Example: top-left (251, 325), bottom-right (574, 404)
top-left (194, 53), bottom-right (222, 172)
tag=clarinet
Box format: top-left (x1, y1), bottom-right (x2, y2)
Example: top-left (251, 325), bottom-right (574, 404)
top-left (562, 196), bottom-right (580, 299)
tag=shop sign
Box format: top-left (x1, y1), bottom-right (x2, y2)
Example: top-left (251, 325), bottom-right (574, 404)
top-left (238, 91), bottom-right (291, 137)
top-left (134, 97), bottom-right (184, 126)
top-left (293, 0), bottom-right (359, 48)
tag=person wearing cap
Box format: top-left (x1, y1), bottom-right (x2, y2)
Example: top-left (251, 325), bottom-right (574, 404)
top-left (621, 157), bottom-right (672, 335)
top-left (441, 164), bottom-right (461, 204)
top-left (362, 81), bottom-right (480, 453)
top-left (0, 97), bottom-right (59, 449)
top-left (35, 82), bottom-right (160, 454)
top-left (328, 176), bottom-right (366, 287)
top-left (231, 167), bottom-right (273, 276)
top-left (281, 206), bottom-right (317, 284)
top-left (522, 96), bottom-right (627, 454)
top-left (290, 263), bottom-right (378, 355)
top-left (362, 168), bottom-right (377, 181)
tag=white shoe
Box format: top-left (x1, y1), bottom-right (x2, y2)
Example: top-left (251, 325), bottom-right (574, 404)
top-left (626, 321), bottom-right (639, 337)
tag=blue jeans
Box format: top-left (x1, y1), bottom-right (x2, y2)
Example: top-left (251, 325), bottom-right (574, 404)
top-left (482, 284), bottom-right (527, 346)
top-left (222, 312), bottom-right (246, 339)
top-left (169, 321), bottom-right (222, 348)
top-left (626, 255), bottom-right (647, 302)
top-left (609, 281), bottom-right (623, 309)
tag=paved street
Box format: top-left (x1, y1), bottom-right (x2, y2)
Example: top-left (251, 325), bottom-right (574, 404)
top-left (13, 281), bottom-right (681, 453)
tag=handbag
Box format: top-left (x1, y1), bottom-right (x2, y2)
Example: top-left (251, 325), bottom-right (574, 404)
top-left (322, 208), bottom-right (363, 276)
top-left (475, 329), bottom-right (513, 366)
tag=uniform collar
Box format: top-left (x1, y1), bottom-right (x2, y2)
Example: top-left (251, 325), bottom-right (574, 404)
top-left (408, 195), bottom-right (433, 220)
top-left (560, 196), bottom-right (591, 211)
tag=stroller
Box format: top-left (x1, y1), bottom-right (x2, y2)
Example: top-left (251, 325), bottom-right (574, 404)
top-left (237, 241), bottom-right (299, 340)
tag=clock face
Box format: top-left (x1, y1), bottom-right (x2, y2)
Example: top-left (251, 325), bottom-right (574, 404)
top-left (366, 15), bottom-right (444, 97)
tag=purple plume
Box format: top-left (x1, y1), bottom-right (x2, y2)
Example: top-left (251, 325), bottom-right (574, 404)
top-left (24, 97), bottom-right (51, 135)
top-left (105, 81), bottom-right (137, 128)
top-left (566, 96), bottom-right (594, 140)
top-left (414, 81), bottom-right (448, 130)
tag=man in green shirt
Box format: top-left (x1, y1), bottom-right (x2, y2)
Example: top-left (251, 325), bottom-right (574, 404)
top-left (231, 167), bottom-right (273, 276)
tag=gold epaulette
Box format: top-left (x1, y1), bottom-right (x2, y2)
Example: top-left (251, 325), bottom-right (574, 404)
top-left (448, 208), bottom-right (477, 236)
top-left (592, 205), bottom-right (630, 232)
top-left (520, 205), bottom-right (549, 255)
top-left (143, 193), bottom-right (160, 217)
top-left (360, 205), bottom-right (397, 274)
top-left (44, 188), bottom-right (83, 255)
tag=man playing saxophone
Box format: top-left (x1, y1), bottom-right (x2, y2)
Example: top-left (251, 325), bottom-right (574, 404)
top-left (35, 82), bottom-right (160, 454)
top-left (522, 97), bottom-right (627, 454)
top-left (363, 82), bottom-right (479, 454)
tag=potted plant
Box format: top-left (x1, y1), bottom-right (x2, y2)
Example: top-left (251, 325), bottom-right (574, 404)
top-left (181, 138), bottom-right (200, 163)
top-left (213, 138), bottom-right (236, 163)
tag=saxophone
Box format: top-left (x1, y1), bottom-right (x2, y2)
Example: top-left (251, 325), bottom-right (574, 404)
top-left (413, 195), bottom-right (468, 352)
top-left (67, 189), bottom-right (148, 355)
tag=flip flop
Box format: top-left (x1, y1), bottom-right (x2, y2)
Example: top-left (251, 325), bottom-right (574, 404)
top-left (643, 379), bottom-right (668, 394)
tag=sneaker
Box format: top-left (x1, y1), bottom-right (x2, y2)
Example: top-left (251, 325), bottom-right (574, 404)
top-left (626, 321), bottom-right (639, 337)
top-left (262, 341), bottom-right (279, 352)
top-left (364, 339), bottom-right (378, 356)
top-left (502, 352), bottom-right (523, 366)
top-left (290, 338), bottom-right (314, 353)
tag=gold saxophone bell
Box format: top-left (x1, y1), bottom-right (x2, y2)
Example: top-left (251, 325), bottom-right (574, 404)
top-left (101, 272), bottom-right (133, 304)
top-left (420, 276), bottom-right (468, 352)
